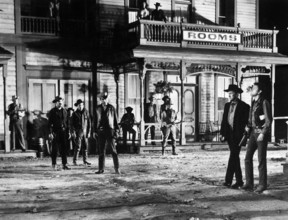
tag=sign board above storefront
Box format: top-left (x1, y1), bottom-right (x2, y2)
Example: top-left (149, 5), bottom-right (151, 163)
top-left (183, 31), bottom-right (241, 44)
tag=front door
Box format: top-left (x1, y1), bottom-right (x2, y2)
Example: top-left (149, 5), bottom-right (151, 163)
top-left (170, 84), bottom-right (196, 142)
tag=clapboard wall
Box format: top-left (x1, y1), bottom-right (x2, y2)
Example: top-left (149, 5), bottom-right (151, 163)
top-left (0, 0), bottom-right (15, 33)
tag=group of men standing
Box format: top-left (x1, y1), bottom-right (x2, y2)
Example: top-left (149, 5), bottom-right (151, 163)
top-left (6, 82), bottom-right (272, 192)
top-left (47, 93), bottom-right (120, 174)
top-left (220, 83), bottom-right (272, 193)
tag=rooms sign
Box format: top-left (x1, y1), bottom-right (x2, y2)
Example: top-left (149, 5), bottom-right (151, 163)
top-left (183, 30), bottom-right (241, 44)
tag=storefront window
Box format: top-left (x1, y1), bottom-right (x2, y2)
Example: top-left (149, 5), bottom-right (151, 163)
top-left (217, 76), bottom-right (232, 122)
top-left (127, 74), bottom-right (141, 121)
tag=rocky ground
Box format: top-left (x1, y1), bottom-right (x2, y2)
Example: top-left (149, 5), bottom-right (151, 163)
top-left (1, 149), bottom-right (288, 220)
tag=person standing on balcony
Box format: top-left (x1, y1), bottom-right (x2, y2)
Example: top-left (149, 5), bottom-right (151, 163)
top-left (220, 84), bottom-right (250, 189)
top-left (161, 100), bottom-right (178, 156)
top-left (242, 83), bottom-right (272, 193)
top-left (71, 99), bottom-right (92, 166)
top-left (120, 107), bottom-right (136, 150)
top-left (151, 2), bottom-right (167, 22)
top-left (48, 96), bottom-right (71, 171)
top-left (7, 95), bottom-right (26, 152)
top-left (138, 1), bottom-right (150, 20)
top-left (144, 95), bottom-right (158, 145)
top-left (49, 0), bottom-right (61, 34)
top-left (94, 93), bottom-right (120, 175)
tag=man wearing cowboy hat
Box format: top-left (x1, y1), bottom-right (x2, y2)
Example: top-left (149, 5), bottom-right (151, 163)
top-left (161, 99), bottom-right (178, 155)
top-left (71, 99), bottom-right (91, 166)
top-left (120, 106), bottom-right (136, 150)
top-left (7, 95), bottom-right (26, 152)
top-left (94, 92), bottom-right (120, 174)
top-left (220, 84), bottom-right (250, 189)
top-left (151, 2), bottom-right (167, 22)
top-left (144, 95), bottom-right (158, 145)
top-left (48, 96), bottom-right (71, 170)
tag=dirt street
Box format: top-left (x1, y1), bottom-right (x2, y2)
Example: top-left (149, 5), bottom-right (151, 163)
top-left (1, 149), bottom-right (288, 220)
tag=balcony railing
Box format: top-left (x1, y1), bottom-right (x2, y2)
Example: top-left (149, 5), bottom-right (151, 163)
top-left (21, 16), bottom-right (89, 37)
top-left (128, 20), bottom-right (278, 53)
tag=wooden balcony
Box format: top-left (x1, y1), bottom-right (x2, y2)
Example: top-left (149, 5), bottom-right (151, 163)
top-left (128, 20), bottom-right (278, 53)
top-left (21, 16), bottom-right (89, 37)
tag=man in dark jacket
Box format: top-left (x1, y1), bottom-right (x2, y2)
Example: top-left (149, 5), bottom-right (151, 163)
top-left (7, 95), bottom-right (26, 152)
top-left (94, 93), bottom-right (120, 174)
top-left (72, 99), bottom-right (91, 166)
top-left (48, 96), bottom-right (70, 170)
top-left (242, 82), bottom-right (272, 193)
top-left (220, 84), bottom-right (250, 189)
top-left (120, 106), bottom-right (136, 147)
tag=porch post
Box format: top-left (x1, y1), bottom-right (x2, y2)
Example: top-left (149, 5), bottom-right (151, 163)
top-left (271, 64), bottom-right (276, 142)
top-left (113, 66), bottom-right (120, 116)
top-left (3, 64), bottom-right (10, 152)
top-left (139, 60), bottom-right (146, 148)
top-left (180, 61), bottom-right (186, 145)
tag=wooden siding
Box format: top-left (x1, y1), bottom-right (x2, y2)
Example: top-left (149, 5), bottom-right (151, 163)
top-left (99, 0), bottom-right (126, 31)
top-left (98, 72), bottom-right (125, 119)
top-left (194, 0), bottom-right (216, 24)
top-left (0, 0), bottom-right (15, 33)
top-left (0, 46), bottom-right (16, 141)
top-left (237, 0), bottom-right (257, 28)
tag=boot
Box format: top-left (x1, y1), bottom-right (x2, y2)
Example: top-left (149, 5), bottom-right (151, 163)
top-left (162, 147), bottom-right (165, 156)
top-left (172, 147), bottom-right (178, 155)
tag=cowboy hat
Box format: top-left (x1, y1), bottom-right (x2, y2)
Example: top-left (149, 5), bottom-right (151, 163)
top-left (224, 84), bottom-right (243, 94)
top-left (125, 106), bottom-right (133, 112)
top-left (99, 92), bottom-right (109, 100)
top-left (52, 96), bottom-right (64, 103)
top-left (155, 2), bottom-right (161, 7)
top-left (162, 95), bottom-right (171, 102)
top-left (74, 99), bottom-right (84, 107)
top-left (12, 95), bottom-right (19, 100)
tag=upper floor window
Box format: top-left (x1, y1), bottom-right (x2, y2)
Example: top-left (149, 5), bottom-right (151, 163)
top-left (128, 0), bottom-right (144, 23)
top-left (217, 0), bottom-right (235, 27)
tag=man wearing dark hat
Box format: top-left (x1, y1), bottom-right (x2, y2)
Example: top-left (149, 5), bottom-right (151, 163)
top-left (48, 96), bottom-right (70, 170)
top-left (242, 82), bottom-right (272, 193)
top-left (7, 95), bottom-right (26, 152)
top-left (220, 84), bottom-right (250, 189)
top-left (144, 95), bottom-right (158, 145)
top-left (71, 99), bottom-right (91, 166)
top-left (161, 99), bottom-right (178, 156)
top-left (120, 107), bottom-right (136, 149)
top-left (151, 2), bottom-right (167, 22)
top-left (94, 93), bottom-right (120, 174)
top-left (160, 95), bottom-right (171, 117)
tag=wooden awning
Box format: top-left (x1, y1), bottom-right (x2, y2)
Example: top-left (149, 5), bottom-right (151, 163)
top-left (0, 46), bottom-right (13, 64)
top-left (133, 46), bottom-right (288, 65)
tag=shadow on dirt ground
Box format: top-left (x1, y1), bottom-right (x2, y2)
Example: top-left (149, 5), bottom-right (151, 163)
top-left (0, 150), bottom-right (288, 219)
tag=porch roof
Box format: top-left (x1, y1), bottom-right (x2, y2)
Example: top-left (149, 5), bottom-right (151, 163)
top-left (0, 46), bottom-right (13, 64)
top-left (133, 46), bottom-right (288, 65)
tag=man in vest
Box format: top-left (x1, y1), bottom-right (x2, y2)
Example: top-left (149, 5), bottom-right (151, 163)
top-left (242, 82), bottom-right (272, 193)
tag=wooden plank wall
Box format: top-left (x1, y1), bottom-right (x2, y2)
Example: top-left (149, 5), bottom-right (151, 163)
top-left (98, 72), bottom-right (125, 119)
top-left (194, 0), bottom-right (216, 24)
top-left (0, 0), bottom-right (15, 33)
top-left (0, 46), bottom-right (16, 142)
top-left (99, 0), bottom-right (126, 31)
top-left (237, 0), bottom-right (256, 28)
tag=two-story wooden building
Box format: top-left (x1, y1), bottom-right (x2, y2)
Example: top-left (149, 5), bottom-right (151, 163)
top-left (1, 0), bottom-right (288, 153)
top-left (96, 0), bottom-right (288, 150)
